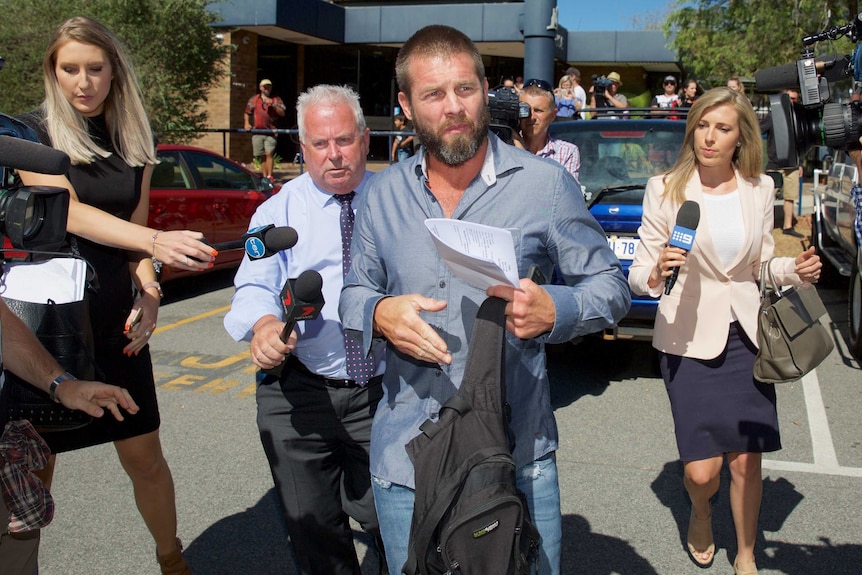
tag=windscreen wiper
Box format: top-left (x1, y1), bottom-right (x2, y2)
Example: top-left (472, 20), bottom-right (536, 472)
top-left (587, 184), bottom-right (645, 207)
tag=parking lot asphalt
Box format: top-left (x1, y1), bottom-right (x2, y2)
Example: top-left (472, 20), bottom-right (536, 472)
top-left (32, 270), bottom-right (862, 575)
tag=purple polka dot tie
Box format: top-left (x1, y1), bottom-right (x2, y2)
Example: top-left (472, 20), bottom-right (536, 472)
top-left (334, 192), bottom-right (375, 386)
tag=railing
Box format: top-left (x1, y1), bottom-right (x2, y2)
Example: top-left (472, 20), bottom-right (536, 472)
top-left (177, 128), bottom-right (416, 171)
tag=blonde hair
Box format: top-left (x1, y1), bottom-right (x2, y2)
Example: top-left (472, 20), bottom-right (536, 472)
top-left (662, 87), bottom-right (762, 204)
top-left (40, 16), bottom-right (155, 166)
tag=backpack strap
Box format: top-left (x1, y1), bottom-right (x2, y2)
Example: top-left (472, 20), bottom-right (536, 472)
top-left (459, 297), bottom-right (507, 413)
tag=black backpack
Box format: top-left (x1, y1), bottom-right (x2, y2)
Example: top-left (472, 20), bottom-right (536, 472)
top-left (403, 296), bottom-right (540, 575)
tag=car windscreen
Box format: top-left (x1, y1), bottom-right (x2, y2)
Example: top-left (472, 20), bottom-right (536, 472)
top-left (549, 122), bottom-right (686, 204)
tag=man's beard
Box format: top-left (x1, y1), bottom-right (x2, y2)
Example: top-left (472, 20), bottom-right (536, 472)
top-left (413, 108), bottom-right (490, 166)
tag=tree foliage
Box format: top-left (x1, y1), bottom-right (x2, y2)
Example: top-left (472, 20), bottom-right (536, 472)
top-left (0, 0), bottom-right (229, 143)
top-left (664, 0), bottom-right (860, 87)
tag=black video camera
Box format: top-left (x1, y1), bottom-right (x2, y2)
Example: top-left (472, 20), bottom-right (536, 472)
top-left (592, 75), bottom-right (615, 99)
top-left (0, 57), bottom-right (70, 252)
top-left (487, 86), bottom-right (530, 145)
top-left (754, 13), bottom-right (862, 166)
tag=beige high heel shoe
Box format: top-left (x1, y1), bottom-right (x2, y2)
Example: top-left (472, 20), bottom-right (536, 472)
top-left (157, 538), bottom-right (193, 575)
top-left (686, 508), bottom-right (715, 568)
top-left (732, 557), bottom-right (758, 575)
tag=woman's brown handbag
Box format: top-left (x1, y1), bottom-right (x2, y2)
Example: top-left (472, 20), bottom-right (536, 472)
top-left (753, 258), bottom-right (834, 384)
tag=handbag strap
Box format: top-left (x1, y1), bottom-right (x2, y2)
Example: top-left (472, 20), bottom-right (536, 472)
top-left (759, 257), bottom-right (781, 300)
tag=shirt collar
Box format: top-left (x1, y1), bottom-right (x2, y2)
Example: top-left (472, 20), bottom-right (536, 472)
top-left (416, 132), bottom-right (520, 189)
top-left (304, 171), bottom-right (370, 210)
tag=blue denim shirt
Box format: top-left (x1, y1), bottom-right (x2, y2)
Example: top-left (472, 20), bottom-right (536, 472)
top-left (339, 134), bottom-right (630, 488)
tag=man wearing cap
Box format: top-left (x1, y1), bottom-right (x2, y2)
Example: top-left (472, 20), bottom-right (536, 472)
top-left (245, 79), bottom-right (287, 182)
top-left (651, 75), bottom-right (680, 115)
top-left (589, 71), bottom-right (629, 119)
top-left (565, 67), bottom-right (588, 120)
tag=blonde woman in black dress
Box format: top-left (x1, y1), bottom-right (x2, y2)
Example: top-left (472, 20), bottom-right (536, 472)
top-left (18, 16), bottom-right (216, 574)
top-left (628, 87), bottom-right (821, 575)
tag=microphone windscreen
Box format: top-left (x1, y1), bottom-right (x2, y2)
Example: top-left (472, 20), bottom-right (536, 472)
top-left (668, 200), bottom-right (700, 251)
top-left (676, 200), bottom-right (700, 230)
top-left (0, 135), bottom-right (71, 175)
top-left (293, 269), bottom-right (323, 301)
top-left (754, 62), bottom-right (800, 92)
top-left (264, 226), bottom-right (298, 251)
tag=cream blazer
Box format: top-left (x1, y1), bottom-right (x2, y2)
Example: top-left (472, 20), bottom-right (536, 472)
top-left (628, 171), bottom-right (800, 360)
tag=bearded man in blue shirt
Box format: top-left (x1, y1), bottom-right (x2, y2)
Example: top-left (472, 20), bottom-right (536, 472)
top-left (339, 25), bottom-right (630, 575)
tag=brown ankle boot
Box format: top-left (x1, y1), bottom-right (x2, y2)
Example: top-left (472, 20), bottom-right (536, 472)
top-left (157, 538), bottom-right (193, 575)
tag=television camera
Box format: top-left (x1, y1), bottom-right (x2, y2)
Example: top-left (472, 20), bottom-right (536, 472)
top-left (487, 85), bottom-right (530, 145)
top-left (0, 57), bottom-right (71, 252)
top-left (754, 13), bottom-right (862, 166)
top-left (592, 75), bottom-right (615, 101)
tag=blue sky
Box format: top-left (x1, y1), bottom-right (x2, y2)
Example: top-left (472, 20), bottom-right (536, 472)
top-left (557, 0), bottom-right (673, 31)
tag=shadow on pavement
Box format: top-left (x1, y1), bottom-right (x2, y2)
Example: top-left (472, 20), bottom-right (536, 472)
top-left (548, 337), bottom-right (660, 410)
top-left (184, 489), bottom-right (383, 574)
top-left (650, 459), bottom-right (861, 574)
top-left (561, 514), bottom-right (659, 574)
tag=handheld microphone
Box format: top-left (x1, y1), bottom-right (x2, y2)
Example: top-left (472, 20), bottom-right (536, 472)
top-left (207, 225), bottom-right (298, 257)
top-left (278, 269), bottom-right (325, 342)
top-left (664, 200), bottom-right (700, 295)
top-left (0, 135), bottom-right (71, 175)
top-left (264, 269), bottom-right (325, 377)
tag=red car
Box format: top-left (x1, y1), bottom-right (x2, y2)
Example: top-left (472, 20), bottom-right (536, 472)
top-left (151, 144), bottom-right (278, 281)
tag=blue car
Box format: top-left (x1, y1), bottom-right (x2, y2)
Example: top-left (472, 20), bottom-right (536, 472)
top-left (548, 116), bottom-right (687, 340)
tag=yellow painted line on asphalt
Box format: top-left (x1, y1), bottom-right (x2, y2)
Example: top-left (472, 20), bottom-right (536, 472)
top-left (153, 305), bottom-right (232, 334)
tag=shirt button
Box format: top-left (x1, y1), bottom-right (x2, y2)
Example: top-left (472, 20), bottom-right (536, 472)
top-left (435, 370), bottom-right (442, 377)
top-left (439, 280), bottom-right (446, 288)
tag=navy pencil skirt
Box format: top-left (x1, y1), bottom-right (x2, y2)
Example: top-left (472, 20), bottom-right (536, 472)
top-left (660, 322), bottom-right (781, 462)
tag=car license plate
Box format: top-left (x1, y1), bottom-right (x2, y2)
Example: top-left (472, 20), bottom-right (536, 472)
top-left (607, 236), bottom-right (639, 260)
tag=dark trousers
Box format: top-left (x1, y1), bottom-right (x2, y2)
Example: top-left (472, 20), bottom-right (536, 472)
top-left (0, 499), bottom-right (39, 575)
top-left (256, 368), bottom-right (384, 575)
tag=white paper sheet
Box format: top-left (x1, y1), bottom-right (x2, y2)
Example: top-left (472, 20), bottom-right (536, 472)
top-left (0, 258), bottom-right (88, 304)
top-left (424, 218), bottom-right (519, 290)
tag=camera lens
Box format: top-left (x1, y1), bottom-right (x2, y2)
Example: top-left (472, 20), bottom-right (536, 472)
top-left (0, 185), bottom-right (68, 250)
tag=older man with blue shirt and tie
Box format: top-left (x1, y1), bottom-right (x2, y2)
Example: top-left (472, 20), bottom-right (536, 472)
top-left (224, 84), bottom-right (387, 575)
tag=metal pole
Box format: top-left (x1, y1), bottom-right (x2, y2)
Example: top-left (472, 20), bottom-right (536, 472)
top-left (523, 0), bottom-right (557, 86)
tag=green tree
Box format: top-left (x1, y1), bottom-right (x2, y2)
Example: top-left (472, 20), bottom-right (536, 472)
top-left (0, 0), bottom-right (229, 143)
top-left (664, 0), bottom-right (860, 87)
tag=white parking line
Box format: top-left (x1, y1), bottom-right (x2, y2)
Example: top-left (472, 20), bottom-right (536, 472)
top-left (763, 370), bottom-right (862, 478)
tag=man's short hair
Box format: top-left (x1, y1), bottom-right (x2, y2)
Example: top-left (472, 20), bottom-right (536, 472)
top-left (395, 25), bottom-right (485, 98)
top-left (565, 67), bottom-right (580, 80)
top-left (296, 84), bottom-right (366, 142)
top-left (520, 84), bottom-right (555, 110)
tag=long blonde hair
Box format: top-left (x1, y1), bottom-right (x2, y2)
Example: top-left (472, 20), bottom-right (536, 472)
top-left (662, 87), bottom-right (762, 204)
top-left (40, 16), bottom-right (155, 166)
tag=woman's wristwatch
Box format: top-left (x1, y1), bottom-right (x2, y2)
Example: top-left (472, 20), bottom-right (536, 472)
top-left (49, 371), bottom-right (76, 403)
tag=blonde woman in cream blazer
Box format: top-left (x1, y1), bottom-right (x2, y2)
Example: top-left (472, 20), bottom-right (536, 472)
top-left (629, 88), bottom-right (821, 575)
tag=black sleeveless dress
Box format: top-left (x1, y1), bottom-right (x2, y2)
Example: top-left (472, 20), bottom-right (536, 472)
top-left (22, 113), bottom-right (160, 453)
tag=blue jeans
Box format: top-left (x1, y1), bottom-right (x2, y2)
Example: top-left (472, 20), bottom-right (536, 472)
top-left (372, 453), bottom-right (561, 575)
